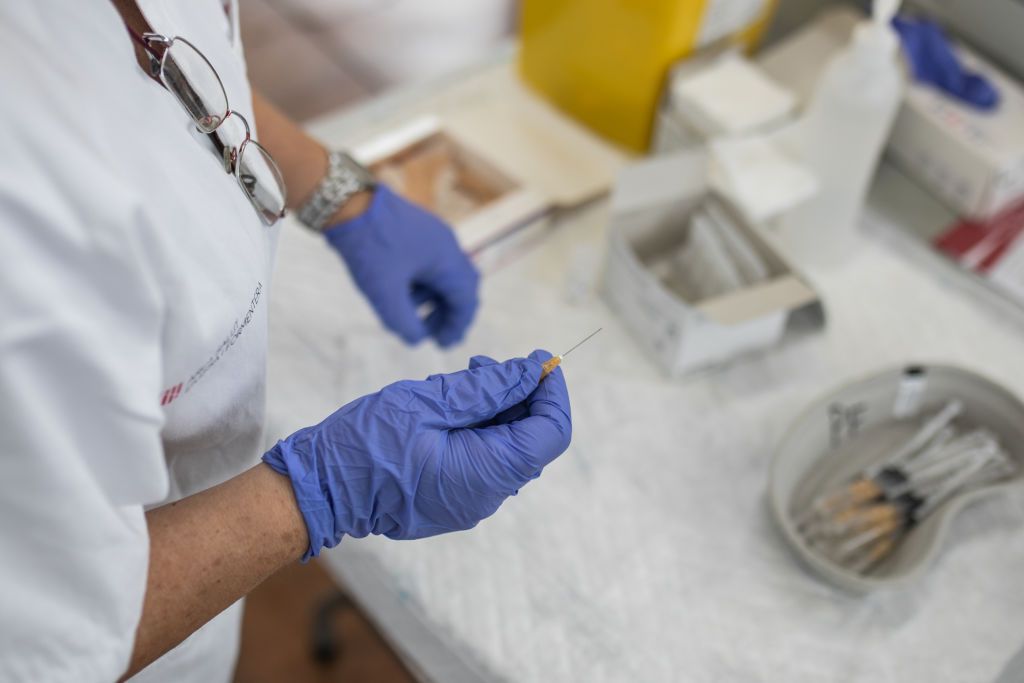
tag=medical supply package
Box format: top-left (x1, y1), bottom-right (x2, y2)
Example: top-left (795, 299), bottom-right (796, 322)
top-left (603, 150), bottom-right (823, 377)
top-left (888, 38), bottom-right (1024, 221)
top-left (653, 50), bottom-right (797, 154)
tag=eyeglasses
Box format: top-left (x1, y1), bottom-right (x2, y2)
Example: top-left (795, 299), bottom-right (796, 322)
top-left (124, 28), bottom-right (287, 226)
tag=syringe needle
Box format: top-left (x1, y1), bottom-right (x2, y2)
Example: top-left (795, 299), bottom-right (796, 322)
top-left (560, 327), bottom-right (603, 359)
top-left (541, 327), bottom-right (602, 379)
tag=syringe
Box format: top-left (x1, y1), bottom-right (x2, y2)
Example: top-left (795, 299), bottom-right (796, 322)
top-left (540, 327), bottom-right (602, 379)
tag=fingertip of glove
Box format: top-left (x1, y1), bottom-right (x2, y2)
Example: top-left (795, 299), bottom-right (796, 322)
top-left (434, 302), bottom-right (478, 348)
top-left (526, 349), bottom-right (564, 389)
top-left (390, 316), bottom-right (429, 345)
top-left (401, 330), bottom-right (429, 346)
top-left (435, 328), bottom-right (466, 349)
top-left (528, 348), bottom-right (555, 363)
top-left (519, 355), bottom-right (544, 380)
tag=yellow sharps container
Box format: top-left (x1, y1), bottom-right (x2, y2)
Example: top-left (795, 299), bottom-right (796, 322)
top-left (520, 0), bottom-right (778, 152)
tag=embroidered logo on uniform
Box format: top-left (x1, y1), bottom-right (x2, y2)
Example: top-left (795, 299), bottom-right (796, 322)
top-left (158, 281), bottom-right (263, 407)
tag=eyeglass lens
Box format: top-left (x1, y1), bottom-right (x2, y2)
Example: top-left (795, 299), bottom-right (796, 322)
top-left (237, 140), bottom-right (287, 225)
top-left (160, 37), bottom-right (229, 134)
top-left (157, 36), bottom-right (286, 224)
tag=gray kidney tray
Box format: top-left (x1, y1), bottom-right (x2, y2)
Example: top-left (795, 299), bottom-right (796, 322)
top-left (770, 364), bottom-right (1024, 592)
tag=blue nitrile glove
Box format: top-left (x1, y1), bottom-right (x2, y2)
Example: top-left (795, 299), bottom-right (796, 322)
top-left (324, 185), bottom-right (480, 348)
top-left (893, 16), bottom-right (999, 111)
top-left (263, 350), bottom-right (572, 558)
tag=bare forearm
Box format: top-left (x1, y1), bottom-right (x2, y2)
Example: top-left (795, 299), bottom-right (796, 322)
top-left (121, 464), bottom-right (307, 680)
top-left (252, 92), bottom-right (370, 221)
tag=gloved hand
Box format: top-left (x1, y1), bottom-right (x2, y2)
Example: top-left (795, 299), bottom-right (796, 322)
top-left (324, 185), bottom-right (480, 347)
top-left (263, 350), bottom-right (572, 558)
top-left (893, 16), bottom-right (999, 111)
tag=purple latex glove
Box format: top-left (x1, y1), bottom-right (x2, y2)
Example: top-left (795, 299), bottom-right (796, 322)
top-left (324, 185), bottom-right (480, 347)
top-left (893, 16), bottom-right (999, 111)
top-left (263, 350), bottom-right (572, 559)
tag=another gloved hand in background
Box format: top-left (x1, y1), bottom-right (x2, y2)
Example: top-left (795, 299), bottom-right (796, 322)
top-left (263, 350), bottom-right (572, 558)
top-left (892, 16), bottom-right (999, 111)
top-left (324, 185), bottom-right (480, 348)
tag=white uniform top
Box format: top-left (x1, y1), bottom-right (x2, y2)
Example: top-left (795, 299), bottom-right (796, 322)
top-left (0, 1), bottom-right (279, 681)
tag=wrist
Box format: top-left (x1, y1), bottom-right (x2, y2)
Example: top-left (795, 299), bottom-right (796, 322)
top-left (296, 149), bottom-right (376, 232)
top-left (251, 463), bottom-right (310, 561)
top-left (263, 439), bottom-right (346, 559)
top-left (327, 188), bottom-right (374, 225)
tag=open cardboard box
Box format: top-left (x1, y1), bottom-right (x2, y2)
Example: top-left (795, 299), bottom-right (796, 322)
top-left (603, 151), bottom-right (824, 376)
top-left (352, 116), bottom-right (550, 255)
top-left (347, 68), bottom-right (629, 263)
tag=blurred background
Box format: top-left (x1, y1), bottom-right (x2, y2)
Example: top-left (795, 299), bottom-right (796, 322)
top-left (240, 0), bottom-right (863, 123)
top-left (240, 0), bottom-right (518, 121)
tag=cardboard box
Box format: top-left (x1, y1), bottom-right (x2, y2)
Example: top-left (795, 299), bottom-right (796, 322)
top-left (345, 63), bottom-right (629, 266)
top-left (888, 42), bottom-right (1024, 220)
top-left (353, 116), bottom-right (550, 255)
top-left (757, 6), bottom-right (1024, 221)
top-left (603, 152), bottom-right (823, 376)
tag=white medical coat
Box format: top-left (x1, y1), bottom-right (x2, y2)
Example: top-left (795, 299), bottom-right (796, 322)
top-left (0, 1), bottom-right (280, 680)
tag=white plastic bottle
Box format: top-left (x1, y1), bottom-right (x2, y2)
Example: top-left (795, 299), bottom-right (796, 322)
top-left (779, 0), bottom-right (904, 266)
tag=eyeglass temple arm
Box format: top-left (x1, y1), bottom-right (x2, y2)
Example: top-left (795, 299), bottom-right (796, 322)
top-left (125, 29), bottom-right (167, 79)
top-left (116, 19), bottom-right (230, 164)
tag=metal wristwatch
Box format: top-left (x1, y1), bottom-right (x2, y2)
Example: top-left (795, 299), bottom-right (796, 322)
top-left (296, 150), bottom-right (376, 232)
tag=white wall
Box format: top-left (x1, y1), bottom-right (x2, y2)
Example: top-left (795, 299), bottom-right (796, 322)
top-left (242, 0), bottom-right (516, 119)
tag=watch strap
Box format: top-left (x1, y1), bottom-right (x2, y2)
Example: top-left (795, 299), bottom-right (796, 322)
top-left (297, 150), bottom-right (374, 231)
